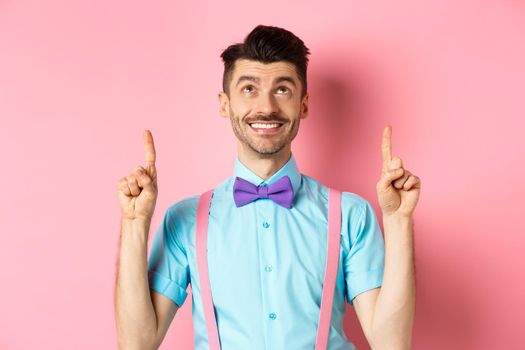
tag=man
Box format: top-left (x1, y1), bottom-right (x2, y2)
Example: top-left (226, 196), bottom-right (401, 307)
top-left (115, 25), bottom-right (420, 350)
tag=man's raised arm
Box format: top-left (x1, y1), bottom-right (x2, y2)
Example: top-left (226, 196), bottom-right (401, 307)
top-left (114, 130), bottom-right (178, 349)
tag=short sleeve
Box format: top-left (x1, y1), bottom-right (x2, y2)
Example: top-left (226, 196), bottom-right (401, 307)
top-left (343, 195), bottom-right (385, 305)
top-left (147, 205), bottom-right (190, 307)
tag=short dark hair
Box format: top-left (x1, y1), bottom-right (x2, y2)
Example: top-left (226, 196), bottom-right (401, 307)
top-left (220, 25), bottom-right (310, 97)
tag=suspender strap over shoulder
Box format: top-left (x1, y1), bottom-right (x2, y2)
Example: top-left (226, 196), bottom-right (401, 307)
top-left (315, 188), bottom-right (342, 350)
top-left (196, 189), bottom-right (220, 349)
top-left (195, 188), bottom-right (342, 350)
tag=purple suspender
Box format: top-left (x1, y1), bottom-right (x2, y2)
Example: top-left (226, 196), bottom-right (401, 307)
top-left (195, 188), bottom-right (342, 350)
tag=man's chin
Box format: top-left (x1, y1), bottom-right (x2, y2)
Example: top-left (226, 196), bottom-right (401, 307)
top-left (248, 142), bottom-right (288, 156)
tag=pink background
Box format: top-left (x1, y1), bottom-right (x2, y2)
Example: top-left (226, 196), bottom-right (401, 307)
top-left (1, 0), bottom-right (524, 349)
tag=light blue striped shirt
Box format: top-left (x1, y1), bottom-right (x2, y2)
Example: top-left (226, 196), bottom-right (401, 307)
top-left (148, 153), bottom-right (385, 349)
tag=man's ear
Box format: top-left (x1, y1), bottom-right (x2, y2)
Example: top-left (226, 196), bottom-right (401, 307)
top-left (300, 93), bottom-right (309, 119)
top-left (218, 91), bottom-right (230, 118)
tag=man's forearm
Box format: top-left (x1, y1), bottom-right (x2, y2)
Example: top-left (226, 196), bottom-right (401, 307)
top-left (370, 215), bottom-right (416, 350)
top-left (114, 218), bottom-right (158, 349)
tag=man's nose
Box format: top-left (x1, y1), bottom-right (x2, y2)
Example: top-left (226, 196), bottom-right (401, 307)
top-left (255, 92), bottom-right (279, 115)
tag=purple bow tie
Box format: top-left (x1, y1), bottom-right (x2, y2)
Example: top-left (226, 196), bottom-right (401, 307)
top-left (233, 175), bottom-right (294, 208)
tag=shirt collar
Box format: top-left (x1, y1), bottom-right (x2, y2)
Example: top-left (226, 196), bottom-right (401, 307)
top-left (231, 153), bottom-right (302, 196)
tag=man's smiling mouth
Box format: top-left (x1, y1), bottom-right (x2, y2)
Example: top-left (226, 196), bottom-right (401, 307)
top-left (248, 121), bottom-right (284, 133)
top-left (250, 122), bottom-right (282, 129)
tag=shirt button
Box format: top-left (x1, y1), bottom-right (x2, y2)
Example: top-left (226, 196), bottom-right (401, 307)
top-left (262, 222), bottom-right (270, 228)
top-left (269, 312), bottom-right (277, 320)
top-left (265, 265), bottom-right (273, 272)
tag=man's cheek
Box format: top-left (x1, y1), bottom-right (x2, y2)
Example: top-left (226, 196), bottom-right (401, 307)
top-left (234, 99), bottom-right (253, 113)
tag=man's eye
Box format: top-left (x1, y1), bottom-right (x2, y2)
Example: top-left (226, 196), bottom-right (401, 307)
top-left (243, 86), bottom-right (255, 93)
top-left (277, 86), bottom-right (289, 94)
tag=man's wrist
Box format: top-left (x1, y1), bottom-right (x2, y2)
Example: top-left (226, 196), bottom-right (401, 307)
top-left (382, 214), bottom-right (414, 237)
top-left (120, 217), bottom-right (152, 237)
top-left (382, 213), bottom-right (413, 223)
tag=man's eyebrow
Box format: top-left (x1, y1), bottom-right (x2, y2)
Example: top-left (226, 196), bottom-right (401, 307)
top-left (235, 75), bottom-right (260, 87)
top-left (235, 75), bottom-right (297, 87)
top-left (275, 76), bottom-right (296, 86)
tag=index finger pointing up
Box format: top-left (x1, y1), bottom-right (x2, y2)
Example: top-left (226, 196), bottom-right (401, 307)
top-left (144, 129), bottom-right (156, 167)
top-left (381, 125), bottom-right (392, 172)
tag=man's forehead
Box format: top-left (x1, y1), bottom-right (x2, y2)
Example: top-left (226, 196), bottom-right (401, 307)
top-left (231, 59), bottom-right (300, 82)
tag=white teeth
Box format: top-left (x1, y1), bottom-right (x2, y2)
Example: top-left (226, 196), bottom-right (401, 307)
top-left (251, 123), bottom-right (280, 129)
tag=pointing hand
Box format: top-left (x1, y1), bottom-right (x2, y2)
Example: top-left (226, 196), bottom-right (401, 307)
top-left (117, 130), bottom-right (158, 222)
top-left (376, 125), bottom-right (421, 218)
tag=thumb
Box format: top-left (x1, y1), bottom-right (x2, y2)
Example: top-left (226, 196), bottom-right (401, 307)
top-left (137, 171), bottom-right (156, 191)
top-left (377, 168), bottom-right (404, 191)
top-left (145, 163), bottom-right (157, 181)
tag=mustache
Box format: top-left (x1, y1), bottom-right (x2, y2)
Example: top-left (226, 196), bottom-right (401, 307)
top-left (246, 114), bottom-right (287, 123)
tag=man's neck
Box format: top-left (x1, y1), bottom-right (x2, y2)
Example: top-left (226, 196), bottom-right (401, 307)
top-left (237, 145), bottom-right (292, 181)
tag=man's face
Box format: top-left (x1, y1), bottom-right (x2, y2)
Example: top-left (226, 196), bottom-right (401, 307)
top-left (219, 59), bottom-right (308, 157)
